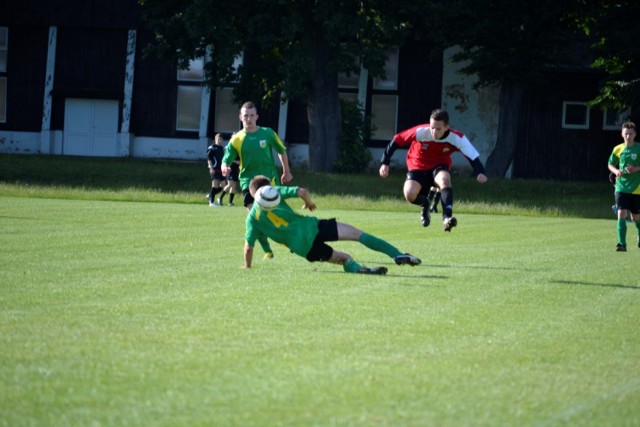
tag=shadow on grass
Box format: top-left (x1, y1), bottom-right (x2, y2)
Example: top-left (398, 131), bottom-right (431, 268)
top-left (424, 263), bottom-right (540, 272)
top-left (550, 279), bottom-right (640, 290)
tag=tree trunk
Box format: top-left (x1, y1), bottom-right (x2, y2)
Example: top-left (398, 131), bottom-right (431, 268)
top-left (307, 40), bottom-right (341, 172)
top-left (485, 82), bottom-right (525, 177)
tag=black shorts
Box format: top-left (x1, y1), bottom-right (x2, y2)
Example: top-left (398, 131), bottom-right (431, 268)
top-left (210, 169), bottom-right (224, 181)
top-left (406, 165), bottom-right (449, 191)
top-left (242, 189), bottom-right (254, 207)
top-left (615, 192), bottom-right (640, 214)
top-left (228, 163), bottom-right (240, 181)
top-left (305, 219), bottom-right (339, 262)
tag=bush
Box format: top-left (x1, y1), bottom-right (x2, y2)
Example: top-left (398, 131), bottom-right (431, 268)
top-left (333, 99), bottom-right (373, 173)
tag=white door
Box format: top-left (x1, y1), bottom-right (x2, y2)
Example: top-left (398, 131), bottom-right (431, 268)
top-left (64, 98), bottom-right (119, 156)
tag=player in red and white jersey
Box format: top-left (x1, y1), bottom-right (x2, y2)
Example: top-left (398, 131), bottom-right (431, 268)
top-left (379, 109), bottom-right (488, 232)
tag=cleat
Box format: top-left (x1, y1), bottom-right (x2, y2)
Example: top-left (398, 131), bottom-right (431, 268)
top-left (209, 202), bottom-right (219, 207)
top-left (206, 194), bottom-right (212, 203)
top-left (443, 216), bottom-right (457, 232)
top-left (228, 202), bottom-right (235, 206)
top-left (216, 197), bottom-right (222, 205)
top-left (394, 253), bottom-right (422, 266)
top-left (356, 266), bottom-right (388, 275)
top-left (616, 243), bottom-right (627, 252)
top-left (420, 205), bottom-right (431, 227)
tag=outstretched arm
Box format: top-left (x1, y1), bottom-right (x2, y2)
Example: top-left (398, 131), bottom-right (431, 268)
top-left (297, 187), bottom-right (316, 211)
top-left (379, 139), bottom-right (398, 177)
top-left (243, 242), bottom-right (254, 268)
top-left (468, 157), bottom-right (488, 184)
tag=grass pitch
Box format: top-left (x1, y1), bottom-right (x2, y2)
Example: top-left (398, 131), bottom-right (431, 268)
top-left (1, 193), bottom-right (639, 426)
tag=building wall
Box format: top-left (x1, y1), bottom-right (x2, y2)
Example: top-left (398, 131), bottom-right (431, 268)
top-left (441, 47), bottom-right (500, 174)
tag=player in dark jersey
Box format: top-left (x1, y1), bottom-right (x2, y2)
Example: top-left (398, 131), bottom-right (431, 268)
top-left (218, 160), bottom-right (239, 206)
top-left (379, 109), bottom-right (488, 232)
top-left (206, 133), bottom-right (226, 207)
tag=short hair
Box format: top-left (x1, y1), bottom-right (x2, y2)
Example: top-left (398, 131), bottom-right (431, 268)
top-left (622, 121), bottom-right (636, 131)
top-left (430, 109), bottom-right (449, 124)
top-left (249, 175), bottom-right (271, 195)
top-left (241, 101), bottom-right (257, 111)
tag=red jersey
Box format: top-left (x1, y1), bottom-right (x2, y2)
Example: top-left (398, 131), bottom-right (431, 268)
top-left (393, 124), bottom-right (481, 171)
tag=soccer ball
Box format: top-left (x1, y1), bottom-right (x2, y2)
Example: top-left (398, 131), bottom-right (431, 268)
top-left (255, 186), bottom-right (281, 210)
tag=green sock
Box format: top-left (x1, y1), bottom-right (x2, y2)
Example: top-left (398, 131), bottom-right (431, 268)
top-left (617, 218), bottom-right (627, 245)
top-left (343, 258), bottom-right (363, 273)
top-left (358, 233), bottom-right (402, 258)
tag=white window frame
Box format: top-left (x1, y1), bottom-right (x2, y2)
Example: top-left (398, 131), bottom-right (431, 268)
top-left (562, 101), bottom-right (590, 129)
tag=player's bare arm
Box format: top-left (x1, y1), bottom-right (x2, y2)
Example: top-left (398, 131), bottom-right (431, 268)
top-left (243, 242), bottom-right (254, 268)
top-left (279, 153), bottom-right (293, 183)
top-left (297, 188), bottom-right (317, 211)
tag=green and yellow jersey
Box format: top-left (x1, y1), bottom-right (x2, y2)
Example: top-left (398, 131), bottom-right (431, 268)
top-left (222, 127), bottom-right (287, 190)
top-left (609, 143), bottom-right (640, 194)
top-left (245, 186), bottom-right (319, 258)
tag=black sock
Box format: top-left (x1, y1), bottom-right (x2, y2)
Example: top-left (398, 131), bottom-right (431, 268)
top-left (440, 188), bottom-right (453, 217)
top-left (229, 193), bottom-right (235, 203)
top-left (412, 193), bottom-right (429, 207)
top-left (210, 188), bottom-right (222, 199)
top-left (219, 191), bottom-right (226, 203)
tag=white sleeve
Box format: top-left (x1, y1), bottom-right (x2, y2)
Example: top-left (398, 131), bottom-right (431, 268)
top-left (415, 127), bottom-right (431, 141)
top-left (450, 133), bottom-right (480, 160)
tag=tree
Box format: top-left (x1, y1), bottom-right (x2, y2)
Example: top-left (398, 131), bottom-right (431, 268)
top-left (426, 0), bottom-right (588, 177)
top-left (577, 0), bottom-right (640, 118)
top-left (138, 0), bottom-right (417, 172)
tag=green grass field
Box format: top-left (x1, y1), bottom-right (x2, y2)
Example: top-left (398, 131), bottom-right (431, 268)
top-left (1, 155), bottom-right (639, 426)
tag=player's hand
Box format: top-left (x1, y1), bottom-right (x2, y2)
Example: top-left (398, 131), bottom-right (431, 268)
top-left (477, 173), bottom-right (488, 184)
top-left (303, 202), bottom-right (317, 211)
top-left (379, 164), bottom-right (389, 178)
top-left (281, 171), bottom-right (293, 183)
top-left (221, 164), bottom-right (231, 177)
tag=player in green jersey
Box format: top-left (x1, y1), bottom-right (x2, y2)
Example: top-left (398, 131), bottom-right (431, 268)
top-left (242, 176), bottom-right (422, 274)
top-left (221, 101), bottom-right (293, 208)
top-left (607, 121), bottom-right (640, 251)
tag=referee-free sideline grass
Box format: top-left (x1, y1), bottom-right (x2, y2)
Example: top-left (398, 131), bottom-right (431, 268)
top-left (1, 195), bottom-right (639, 426)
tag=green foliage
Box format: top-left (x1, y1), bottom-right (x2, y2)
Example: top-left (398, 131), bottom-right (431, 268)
top-left (426, 0), bottom-right (587, 89)
top-left (578, 0), bottom-right (640, 116)
top-left (138, 0), bottom-right (415, 105)
top-left (333, 99), bottom-right (373, 173)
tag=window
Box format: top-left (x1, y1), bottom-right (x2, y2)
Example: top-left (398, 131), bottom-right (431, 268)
top-left (335, 48), bottom-right (399, 141)
top-left (603, 108), bottom-right (629, 130)
top-left (373, 48), bottom-right (398, 91)
top-left (0, 27), bottom-right (7, 123)
top-left (176, 57), bottom-right (205, 131)
top-left (562, 102), bottom-right (590, 129)
top-left (371, 94), bottom-right (398, 140)
top-left (371, 49), bottom-right (399, 139)
top-left (214, 88), bottom-right (239, 133)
